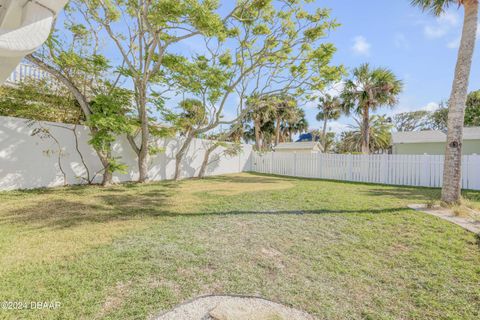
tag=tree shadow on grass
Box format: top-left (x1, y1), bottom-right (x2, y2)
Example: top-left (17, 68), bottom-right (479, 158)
top-left (0, 188), bottom-right (413, 231)
top-left (364, 188), bottom-right (440, 202)
top-left (203, 174), bottom-right (292, 185)
top-left (0, 190), bottom-right (173, 230)
top-left (1, 172), bottom-right (454, 231)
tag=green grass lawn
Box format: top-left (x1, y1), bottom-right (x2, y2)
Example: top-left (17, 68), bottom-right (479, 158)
top-left (0, 173), bottom-right (479, 320)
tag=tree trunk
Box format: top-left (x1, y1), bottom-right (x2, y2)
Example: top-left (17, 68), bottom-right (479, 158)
top-left (198, 144), bottom-right (218, 179)
top-left (322, 117), bottom-right (328, 152)
top-left (97, 153), bottom-right (113, 186)
top-left (274, 116), bottom-right (281, 146)
top-left (97, 148), bottom-right (113, 186)
top-left (254, 120), bottom-right (262, 150)
top-left (137, 88), bottom-right (150, 183)
top-left (361, 107), bottom-right (370, 154)
top-left (26, 55), bottom-right (92, 118)
top-left (442, 0), bottom-right (478, 203)
top-left (28, 55), bottom-right (116, 186)
top-left (101, 167), bottom-right (113, 186)
top-left (174, 133), bottom-right (194, 180)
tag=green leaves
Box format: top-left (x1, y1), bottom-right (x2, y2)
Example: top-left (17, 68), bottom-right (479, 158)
top-left (252, 24), bottom-right (271, 35)
top-left (87, 87), bottom-right (135, 163)
top-left (410, 0), bottom-right (460, 16)
top-left (341, 63), bottom-right (404, 115)
top-left (0, 81), bottom-right (83, 124)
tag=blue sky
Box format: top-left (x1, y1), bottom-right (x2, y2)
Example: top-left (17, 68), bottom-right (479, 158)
top-left (304, 0), bottom-right (480, 133)
top-left (58, 1), bottom-right (480, 134)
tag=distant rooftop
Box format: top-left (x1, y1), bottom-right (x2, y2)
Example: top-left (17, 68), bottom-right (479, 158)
top-left (392, 127), bottom-right (480, 144)
top-left (275, 141), bottom-right (322, 151)
top-left (296, 133), bottom-right (320, 142)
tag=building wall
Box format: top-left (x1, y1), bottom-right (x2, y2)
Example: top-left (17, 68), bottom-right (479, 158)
top-left (393, 141), bottom-right (480, 155)
top-left (0, 116), bottom-right (253, 190)
top-left (275, 149), bottom-right (317, 154)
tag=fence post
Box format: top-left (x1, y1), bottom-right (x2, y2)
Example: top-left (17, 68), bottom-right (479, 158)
top-left (472, 154), bottom-right (479, 190)
top-left (421, 153), bottom-right (428, 187)
top-left (348, 154), bottom-right (353, 181)
top-left (463, 154), bottom-right (470, 189)
top-left (270, 152), bottom-right (274, 174)
top-left (293, 152), bottom-right (297, 176)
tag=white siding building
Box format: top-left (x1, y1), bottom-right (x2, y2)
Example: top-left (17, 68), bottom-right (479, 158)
top-left (274, 142), bottom-right (322, 154)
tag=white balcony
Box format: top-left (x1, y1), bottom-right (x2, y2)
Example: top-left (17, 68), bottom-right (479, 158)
top-left (4, 62), bottom-right (49, 85)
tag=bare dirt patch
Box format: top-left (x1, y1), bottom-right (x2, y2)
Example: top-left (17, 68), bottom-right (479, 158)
top-left (97, 281), bottom-right (133, 318)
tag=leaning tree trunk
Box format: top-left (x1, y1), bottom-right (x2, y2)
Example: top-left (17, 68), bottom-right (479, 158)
top-left (361, 107), bottom-right (370, 154)
top-left (137, 87), bottom-right (150, 183)
top-left (442, 0), bottom-right (478, 204)
top-left (100, 162), bottom-right (113, 186)
top-left (174, 133), bottom-right (194, 181)
top-left (198, 144), bottom-right (219, 179)
top-left (98, 148), bottom-right (113, 186)
top-left (28, 55), bottom-right (115, 187)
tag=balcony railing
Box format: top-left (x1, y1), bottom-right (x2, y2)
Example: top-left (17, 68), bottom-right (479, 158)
top-left (5, 63), bottom-right (50, 85)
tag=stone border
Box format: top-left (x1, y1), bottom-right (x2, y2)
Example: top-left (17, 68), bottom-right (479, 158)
top-left (408, 204), bottom-right (480, 234)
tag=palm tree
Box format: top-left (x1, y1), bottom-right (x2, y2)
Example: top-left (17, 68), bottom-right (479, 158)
top-left (316, 94), bottom-right (342, 151)
top-left (339, 115), bottom-right (393, 154)
top-left (411, 0), bottom-right (478, 203)
top-left (282, 108), bottom-right (308, 141)
top-left (245, 96), bottom-right (275, 150)
top-left (272, 95), bottom-right (297, 146)
top-left (341, 63), bottom-right (403, 154)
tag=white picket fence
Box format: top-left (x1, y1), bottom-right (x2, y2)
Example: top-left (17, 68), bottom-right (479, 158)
top-left (251, 152), bottom-right (480, 190)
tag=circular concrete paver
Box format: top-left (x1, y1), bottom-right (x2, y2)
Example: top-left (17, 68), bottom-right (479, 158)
top-left (154, 295), bottom-right (315, 320)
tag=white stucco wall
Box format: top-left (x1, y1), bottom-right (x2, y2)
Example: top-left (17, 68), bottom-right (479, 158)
top-left (0, 116), bottom-right (253, 190)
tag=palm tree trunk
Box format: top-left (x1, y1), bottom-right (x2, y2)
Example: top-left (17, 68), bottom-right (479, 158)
top-left (254, 120), bottom-right (262, 150)
top-left (442, 0), bottom-right (478, 204)
top-left (322, 117), bottom-right (328, 152)
top-left (274, 116), bottom-right (281, 146)
top-left (361, 107), bottom-right (370, 154)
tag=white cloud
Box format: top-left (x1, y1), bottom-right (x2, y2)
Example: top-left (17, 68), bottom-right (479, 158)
top-left (424, 25), bottom-right (448, 39)
top-left (352, 36), bottom-right (371, 56)
top-left (439, 11), bottom-right (459, 26)
top-left (422, 102), bottom-right (440, 112)
top-left (327, 121), bottom-right (349, 134)
top-left (394, 33), bottom-right (410, 49)
top-left (304, 83), bottom-right (345, 110)
top-left (325, 82), bottom-right (345, 97)
top-left (423, 11), bottom-right (459, 39)
top-left (447, 37), bottom-right (460, 49)
top-left (389, 100), bottom-right (439, 116)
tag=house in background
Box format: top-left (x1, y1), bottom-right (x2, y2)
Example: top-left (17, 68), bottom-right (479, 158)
top-left (274, 141), bottom-right (322, 154)
top-left (392, 127), bottom-right (480, 155)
